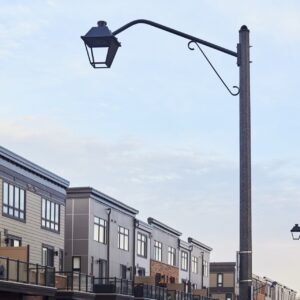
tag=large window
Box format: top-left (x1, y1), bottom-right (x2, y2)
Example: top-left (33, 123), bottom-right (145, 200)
top-left (94, 217), bottom-right (107, 244)
top-left (42, 245), bottom-right (54, 267)
top-left (181, 251), bottom-right (188, 271)
top-left (42, 198), bottom-right (60, 232)
top-left (118, 226), bottom-right (129, 251)
top-left (154, 241), bottom-right (162, 262)
top-left (3, 182), bottom-right (25, 221)
top-left (168, 246), bottom-right (176, 266)
top-left (191, 256), bottom-right (198, 273)
top-left (217, 273), bottom-right (223, 287)
top-left (137, 232), bottom-right (147, 257)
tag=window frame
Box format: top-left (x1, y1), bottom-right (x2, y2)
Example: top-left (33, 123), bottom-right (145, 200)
top-left (168, 246), bottom-right (176, 266)
top-left (2, 181), bottom-right (26, 222)
top-left (42, 244), bottom-right (54, 267)
top-left (217, 273), bottom-right (223, 287)
top-left (94, 216), bottom-right (107, 244)
top-left (154, 241), bottom-right (162, 262)
top-left (41, 198), bottom-right (60, 234)
top-left (118, 226), bottom-right (129, 251)
top-left (191, 256), bottom-right (198, 274)
top-left (137, 232), bottom-right (147, 258)
top-left (181, 250), bottom-right (188, 271)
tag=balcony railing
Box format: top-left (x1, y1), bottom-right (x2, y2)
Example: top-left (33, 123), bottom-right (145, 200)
top-left (93, 277), bottom-right (133, 295)
top-left (0, 256), bottom-right (55, 287)
top-left (134, 283), bottom-right (167, 300)
top-left (55, 271), bottom-right (94, 293)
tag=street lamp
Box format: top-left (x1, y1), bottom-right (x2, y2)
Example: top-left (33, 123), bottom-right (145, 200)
top-left (81, 19), bottom-right (252, 300)
top-left (291, 224), bottom-right (300, 240)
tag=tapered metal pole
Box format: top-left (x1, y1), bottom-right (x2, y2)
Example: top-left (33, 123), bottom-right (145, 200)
top-left (238, 25), bottom-right (252, 300)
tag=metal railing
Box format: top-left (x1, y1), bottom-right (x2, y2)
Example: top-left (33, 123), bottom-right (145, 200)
top-left (93, 277), bottom-right (133, 295)
top-left (0, 256), bottom-right (55, 287)
top-left (134, 284), bottom-right (167, 300)
top-left (55, 271), bottom-right (94, 293)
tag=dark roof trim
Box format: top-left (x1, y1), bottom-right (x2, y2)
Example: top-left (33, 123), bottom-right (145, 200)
top-left (147, 217), bottom-right (182, 237)
top-left (67, 187), bottom-right (139, 216)
top-left (0, 146), bottom-right (69, 189)
top-left (188, 237), bottom-right (212, 252)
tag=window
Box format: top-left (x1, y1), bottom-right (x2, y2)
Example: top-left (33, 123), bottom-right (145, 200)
top-left (121, 264), bottom-right (127, 279)
top-left (154, 241), bottom-right (162, 262)
top-left (41, 198), bottom-right (60, 232)
top-left (94, 217), bottom-right (107, 244)
top-left (168, 246), bottom-right (176, 266)
top-left (226, 293), bottom-right (232, 300)
top-left (42, 245), bottom-right (54, 267)
top-left (138, 267), bottom-right (146, 276)
top-left (3, 182), bottom-right (25, 220)
top-left (181, 251), bottom-right (188, 271)
top-left (118, 226), bottom-right (129, 251)
top-left (192, 256), bottom-right (198, 273)
top-left (5, 235), bottom-right (22, 247)
top-left (217, 273), bottom-right (223, 287)
top-left (203, 260), bottom-right (209, 276)
top-left (72, 256), bottom-right (81, 272)
top-left (137, 232), bottom-right (147, 257)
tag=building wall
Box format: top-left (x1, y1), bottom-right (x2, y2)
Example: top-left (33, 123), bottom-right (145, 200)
top-left (0, 178), bottom-right (65, 270)
top-left (210, 272), bottom-right (235, 288)
top-left (65, 192), bottom-right (136, 279)
top-left (150, 259), bottom-right (179, 283)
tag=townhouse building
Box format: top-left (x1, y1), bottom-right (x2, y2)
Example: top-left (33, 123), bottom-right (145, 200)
top-left (210, 262), bottom-right (297, 300)
top-left (135, 219), bottom-right (152, 277)
top-left (0, 146), bottom-right (69, 270)
top-left (65, 187), bottom-right (138, 280)
top-left (147, 217), bottom-right (181, 285)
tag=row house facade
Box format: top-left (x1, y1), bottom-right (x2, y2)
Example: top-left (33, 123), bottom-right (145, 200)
top-left (210, 262), bottom-right (297, 300)
top-left (0, 146), bottom-right (69, 298)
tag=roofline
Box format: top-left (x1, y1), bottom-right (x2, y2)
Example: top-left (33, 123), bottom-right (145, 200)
top-left (67, 187), bottom-right (139, 215)
top-left (147, 217), bottom-right (182, 237)
top-left (136, 219), bottom-right (153, 232)
top-left (188, 237), bottom-right (212, 251)
top-left (0, 146), bottom-right (69, 188)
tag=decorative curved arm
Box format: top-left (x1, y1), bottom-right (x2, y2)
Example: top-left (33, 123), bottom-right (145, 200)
top-left (188, 41), bottom-right (240, 96)
top-left (113, 19), bottom-right (237, 58)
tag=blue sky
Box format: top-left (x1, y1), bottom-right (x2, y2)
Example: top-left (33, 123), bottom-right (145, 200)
top-left (1, 0), bottom-right (300, 293)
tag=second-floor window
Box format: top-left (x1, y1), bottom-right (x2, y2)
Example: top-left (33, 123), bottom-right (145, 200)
top-left (217, 273), bottom-right (223, 287)
top-left (94, 217), bottom-right (107, 244)
top-left (137, 232), bottom-right (147, 257)
top-left (192, 256), bottom-right (198, 273)
top-left (154, 241), bottom-right (162, 261)
top-left (118, 226), bottom-right (129, 251)
top-left (42, 198), bottom-right (60, 232)
top-left (168, 246), bottom-right (176, 266)
top-left (203, 260), bottom-right (209, 276)
top-left (3, 182), bottom-right (25, 221)
top-left (181, 251), bottom-right (188, 271)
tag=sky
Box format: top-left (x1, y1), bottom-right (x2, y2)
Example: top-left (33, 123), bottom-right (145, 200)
top-left (1, 0), bottom-right (300, 294)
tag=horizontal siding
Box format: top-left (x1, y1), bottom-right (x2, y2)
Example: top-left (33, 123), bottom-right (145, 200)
top-left (0, 178), bottom-right (65, 270)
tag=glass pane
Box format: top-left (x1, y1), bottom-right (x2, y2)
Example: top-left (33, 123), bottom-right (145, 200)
top-left (3, 182), bottom-right (8, 204)
top-left (51, 202), bottom-right (55, 221)
top-left (99, 226), bottom-right (104, 243)
top-left (55, 204), bottom-right (59, 223)
top-left (73, 257), bottom-right (80, 269)
top-left (20, 212), bottom-right (24, 219)
top-left (9, 184), bottom-right (14, 206)
top-left (55, 224), bottom-right (58, 231)
top-left (42, 198), bottom-right (46, 218)
top-left (14, 210), bottom-right (19, 218)
top-left (20, 189), bottom-right (25, 211)
top-left (46, 200), bottom-right (50, 220)
top-left (125, 235), bottom-right (128, 251)
top-left (94, 224), bottom-right (99, 241)
top-left (3, 205), bottom-right (8, 213)
top-left (94, 217), bottom-right (99, 224)
top-left (9, 208), bottom-right (13, 215)
top-left (15, 187), bottom-right (19, 208)
top-left (42, 220), bottom-right (45, 227)
top-left (13, 240), bottom-right (20, 247)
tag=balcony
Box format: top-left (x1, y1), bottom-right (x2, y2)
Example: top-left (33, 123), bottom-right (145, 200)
top-left (134, 283), bottom-right (167, 300)
top-left (167, 290), bottom-right (215, 300)
top-left (0, 256), bottom-right (56, 297)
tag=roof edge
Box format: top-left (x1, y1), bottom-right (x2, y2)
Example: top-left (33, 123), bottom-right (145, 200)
top-left (147, 217), bottom-right (182, 237)
top-left (188, 237), bottom-right (212, 251)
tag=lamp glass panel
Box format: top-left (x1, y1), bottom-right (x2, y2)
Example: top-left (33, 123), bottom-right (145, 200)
top-left (91, 47), bottom-right (109, 64)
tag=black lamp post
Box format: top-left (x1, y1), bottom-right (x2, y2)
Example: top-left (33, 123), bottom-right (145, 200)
top-left (291, 224), bottom-right (300, 240)
top-left (81, 19), bottom-right (252, 300)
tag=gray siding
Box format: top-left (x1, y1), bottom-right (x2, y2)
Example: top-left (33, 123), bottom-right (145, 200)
top-left (0, 178), bottom-right (65, 270)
